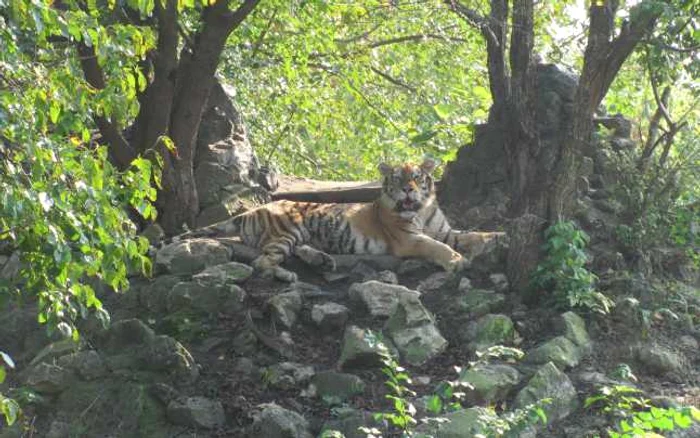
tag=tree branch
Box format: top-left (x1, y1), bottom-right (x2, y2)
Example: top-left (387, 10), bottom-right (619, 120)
top-left (76, 43), bottom-right (136, 170)
top-left (370, 66), bottom-right (417, 92)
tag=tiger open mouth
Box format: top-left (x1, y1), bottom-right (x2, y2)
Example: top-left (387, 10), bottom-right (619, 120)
top-left (397, 198), bottom-right (421, 212)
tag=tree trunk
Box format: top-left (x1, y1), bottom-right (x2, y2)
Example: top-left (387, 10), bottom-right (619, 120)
top-left (443, 0), bottom-right (662, 294)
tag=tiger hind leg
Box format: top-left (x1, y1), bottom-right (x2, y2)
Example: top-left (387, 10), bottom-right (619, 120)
top-left (253, 239), bottom-right (298, 283)
top-left (294, 244), bottom-right (336, 272)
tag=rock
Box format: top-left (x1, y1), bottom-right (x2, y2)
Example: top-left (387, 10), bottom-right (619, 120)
top-left (25, 363), bottom-right (73, 394)
top-left (264, 362), bottom-right (315, 390)
top-left (320, 407), bottom-right (379, 438)
top-left (370, 270), bottom-right (399, 284)
top-left (151, 383), bottom-right (180, 405)
top-left (247, 403), bottom-right (313, 438)
top-left (668, 422), bottom-right (700, 438)
top-left (634, 344), bottom-right (685, 375)
top-left (458, 289), bottom-right (506, 318)
top-left (515, 362), bottom-right (578, 423)
top-left (139, 275), bottom-right (182, 313)
top-left (338, 326), bottom-right (392, 369)
top-left (308, 371), bottom-right (365, 405)
top-left (488, 273), bottom-right (509, 292)
top-left (462, 314), bottom-right (518, 352)
top-left (29, 339), bottom-right (82, 366)
top-left (0, 252), bottom-right (20, 281)
top-left (397, 258), bottom-right (431, 274)
top-left (167, 396), bottom-right (225, 429)
top-left (169, 281), bottom-right (246, 315)
top-left (192, 261), bottom-right (254, 284)
top-left (311, 303), bottom-right (349, 331)
top-left (268, 291), bottom-right (303, 329)
top-left (416, 407), bottom-right (491, 437)
top-left (459, 364), bottom-right (522, 405)
top-left (390, 324), bottom-right (448, 366)
top-left (56, 350), bottom-right (107, 380)
top-left (234, 357), bottom-right (260, 381)
top-left (46, 421), bottom-right (70, 438)
top-left (101, 319), bottom-right (156, 352)
top-left (525, 336), bottom-right (581, 370)
top-left (384, 292), bottom-right (447, 365)
top-left (458, 277), bottom-right (473, 291)
top-left (679, 335), bottom-right (698, 350)
top-left (348, 280), bottom-right (419, 318)
top-left (555, 312), bottom-right (592, 353)
top-left (141, 224), bottom-right (165, 245)
top-left (143, 335), bottom-right (199, 383)
top-left (155, 239), bottom-right (231, 275)
top-left (418, 272), bottom-right (450, 292)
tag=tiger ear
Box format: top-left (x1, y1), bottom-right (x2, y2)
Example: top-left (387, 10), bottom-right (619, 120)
top-left (420, 158), bottom-right (437, 175)
top-left (378, 163), bottom-right (393, 176)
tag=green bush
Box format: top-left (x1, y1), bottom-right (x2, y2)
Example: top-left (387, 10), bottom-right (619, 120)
top-left (532, 221), bottom-right (613, 314)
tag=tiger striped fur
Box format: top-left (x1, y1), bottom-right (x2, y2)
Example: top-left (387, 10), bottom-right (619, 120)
top-left (172, 159), bottom-right (497, 282)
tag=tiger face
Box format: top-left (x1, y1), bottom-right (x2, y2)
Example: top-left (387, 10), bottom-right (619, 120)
top-left (378, 159), bottom-right (437, 219)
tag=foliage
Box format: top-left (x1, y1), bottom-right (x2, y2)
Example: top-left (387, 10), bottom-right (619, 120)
top-left (1, 0), bottom-right (160, 424)
top-left (585, 385), bottom-right (700, 437)
top-left (362, 332), bottom-right (547, 438)
top-left (225, 0), bottom-right (491, 180)
top-left (532, 221), bottom-right (613, 314)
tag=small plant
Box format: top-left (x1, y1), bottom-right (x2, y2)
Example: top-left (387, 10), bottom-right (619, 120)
top-left (532, 220), bottom-right (614, 314)
top-left (585, 385), bottom-right (700, 437)
top-left (362, 331), bottom-right (419, 437)
top-left (609, 363), bottom-right (638, 383)
top-left (0, 351), bottom-right (20, 426)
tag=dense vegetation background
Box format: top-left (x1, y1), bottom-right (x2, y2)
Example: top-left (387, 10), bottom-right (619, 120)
top-left (0, 0), bottom-right (698, 434)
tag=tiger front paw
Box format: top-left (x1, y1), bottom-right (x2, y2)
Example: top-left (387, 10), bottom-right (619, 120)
top-left (446, 256), bottom-right (470, 274)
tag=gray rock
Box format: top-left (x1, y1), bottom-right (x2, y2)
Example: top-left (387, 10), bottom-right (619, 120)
top-left (56, 350), bottom-right (107, 380)
top-left (348, 280), bottom-right (419, 318)
top-left (679, 335), bottom-right (698, 350)
top-left (308, 371), bottom-right (365, 405)
top-left (143, 335), bottom-right (199, 383)
top-left (459, 364), bottom-right (522, 405)
top-left (169, 281), bottom-right (246, 315)
top-left (30, 339), bottom-right (82, 366)
top-left (139, 275), bottom-right (182, 313)
top-left (416, 407), bottom-right (491, 437)
top-left (384, 292), bottom-right (447, 365)
top-left (264, 362), bottom-right (315, 390)
top-left (141, 224), bottom-right (165, 245)
top-left (390, 324), bottom-right (448, 366)
top-left (167, 396), bottom-right (225, 429)
top-left (320, 407), bottom-right (379, 438)
top-left (311, 303), bottom-right (349, 331)
top-left (462, 314), bottom-right (518, 352)
top-left (25, 363), bottom-right (73, 394)
top-left (338, 326), bottom-right (393, 369)
top-left (101, 319), bottom-right (156, 352)
top-left (580, 156), bottom-right (594, 176)
top-left (515, 362), bottom-right (578, 423)
top-left (247, 403), bottom-right (313, 438)
top-left (234, 357), bottom-right (260, 380)
top-left (634, 343), bottom-right (685, 375)
top-left (418, 272), bottom-right (450, 293)
top-left (192, 261), bottom-right (254, 284)
top-left (458, 289), bottom-right (506, 318)
top-left (555, 312), bottom-right (592, 353)
top-left (268, 291), bottom-right (303, 329)
top-left (46, 421), bottom-right (70, 438)
top-left (458, 277), bottom-right (473, 291)
top-left (489, 273), bottom-right (509, 292)
top-left (155, 239), bottom-right (231, 275)
top-left (397, 258), bottom-right (431, 274)
top-left (525, 336), bottom-right (581, 370)
top-left (0, 252), bottom-right (20, 281)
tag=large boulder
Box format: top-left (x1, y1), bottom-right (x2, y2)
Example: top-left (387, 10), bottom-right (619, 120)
top-left (308, 371), bottom-right (366, 405)
top-left (459, 364), bottom-right (522, 405)
top-left (515, 362), bottom-right (578, 423)
top-left (525, 336), bottom-right (582, 370)
top-left (166, 396), bottom-right (225, 429)
top-left (348, 281), bottom-right (419, 318)
top-left (155, 239), bottom-right (231, 275)
top-left (247, 403), bottom-right (313, 438)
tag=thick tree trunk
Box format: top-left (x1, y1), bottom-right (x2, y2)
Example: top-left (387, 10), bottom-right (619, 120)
top-left (443, 0), bottom-right (662, 294)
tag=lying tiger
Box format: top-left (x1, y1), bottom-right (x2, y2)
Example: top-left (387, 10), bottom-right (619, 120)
top-left (173, 158), bottom-right (504, 282)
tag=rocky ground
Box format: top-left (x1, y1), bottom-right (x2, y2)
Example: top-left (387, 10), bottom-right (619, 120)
top-left (0, 230), bottom-right (698, 438)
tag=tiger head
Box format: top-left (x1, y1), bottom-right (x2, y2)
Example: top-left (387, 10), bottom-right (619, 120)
top-left (378, 158), bottom-right (437, 219)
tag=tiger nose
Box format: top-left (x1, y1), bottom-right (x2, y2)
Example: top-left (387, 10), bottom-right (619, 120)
top-left (403, 183), bottom-right (416, 192)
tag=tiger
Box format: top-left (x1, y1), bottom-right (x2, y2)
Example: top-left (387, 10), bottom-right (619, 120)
top-left (169, 158), bottom-right (504, 282)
